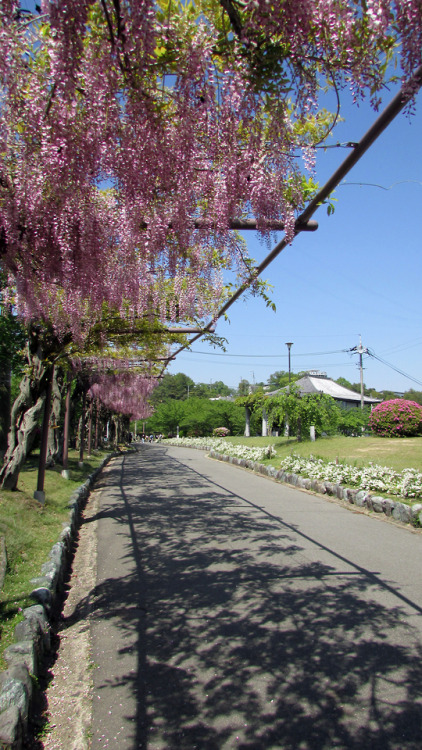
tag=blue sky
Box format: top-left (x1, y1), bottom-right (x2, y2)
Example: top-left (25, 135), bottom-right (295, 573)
top-left (169, 85), bottom-right (422, 393)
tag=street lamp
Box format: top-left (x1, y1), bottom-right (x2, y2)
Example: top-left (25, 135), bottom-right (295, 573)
top-left (285, 342), bottom-right (293, 383)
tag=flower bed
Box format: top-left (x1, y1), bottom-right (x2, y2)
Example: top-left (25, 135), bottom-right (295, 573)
top-left (280, 454), bottom-right (422, 499)
top-left (164, 437), bottom-right (276, 461)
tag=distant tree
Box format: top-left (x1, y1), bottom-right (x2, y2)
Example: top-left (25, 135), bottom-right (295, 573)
top-left (150, 373), bottom-right (195, 404)
top-left (267, 371), bottom-right (295, 390)
top-left (210, 380), bottom-right (233, 397)
top-left (238, 379), bottom-right (250, 396)
top-left (191, 383), bottom-right (210, 398)
top-left (336, 377), bottom-right (361, 394)
top-left (211, 401), bottom-right (244, 435)
top-left (376, 389), bottom-right (400, 402)
top-left (146, 399), bottom-right (186, 435)
top-left (403, 389), bottom-right (422, 405)
top-left (180, 398), bottom-right (214, 435)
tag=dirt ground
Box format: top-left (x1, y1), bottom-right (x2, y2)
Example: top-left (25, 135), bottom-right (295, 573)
top-left (29, 480), bottom-right (101, 749)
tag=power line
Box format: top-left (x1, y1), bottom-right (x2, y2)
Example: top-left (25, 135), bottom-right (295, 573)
top-left (165, 63), bottom-right (422, 373)
top-left (189, 349), bottom-right (346, 358)
top-left (340, 179), bottom-right (422, 191)
top-left (368, 350), bottom-right (422, 387)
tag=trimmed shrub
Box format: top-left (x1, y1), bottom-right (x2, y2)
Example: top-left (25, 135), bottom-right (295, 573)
top-left (369, 399), bottom-right (422, 437)
top-left (213, 427), bottom-right (230, 437)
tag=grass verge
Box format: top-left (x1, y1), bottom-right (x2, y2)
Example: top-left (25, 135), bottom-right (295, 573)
top-left (225, 434), bottom-right (422, 472)
top-left (0, 449), bottom-right (109, 671)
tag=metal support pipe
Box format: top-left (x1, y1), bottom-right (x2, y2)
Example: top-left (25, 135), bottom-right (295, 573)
top-left (167, 64), bottom-right (422, 368)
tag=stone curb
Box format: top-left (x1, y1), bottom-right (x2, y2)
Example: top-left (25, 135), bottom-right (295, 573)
top-left (0, 538), bottom-right (7, 593)
top-left (206, 450), bottom-right (422, 528)
top-left (0, 453), bottom-right (117, 750)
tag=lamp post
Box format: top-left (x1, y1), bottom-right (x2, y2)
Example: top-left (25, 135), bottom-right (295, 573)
top-left (285, 342), bottom-right (293, 383)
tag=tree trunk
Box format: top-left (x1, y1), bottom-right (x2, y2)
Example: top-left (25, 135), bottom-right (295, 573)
top-left (61, 376), bottom-right (71, 477)
top-left (46, 367), bottom-right (64, 467)
top-left (79, 390), bottom-right (87, 466)
top-left (244, 407), bottom-right (250, 437)
top-left (112, 415), bottom-right (120, 448)
top-left (0, 332), bottom-right (50, 490)
top-left (87, 399), bottom-right (93, 457)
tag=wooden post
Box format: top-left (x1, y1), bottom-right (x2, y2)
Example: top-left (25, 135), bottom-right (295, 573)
top-left (34, 365), bottom-right (54, 504)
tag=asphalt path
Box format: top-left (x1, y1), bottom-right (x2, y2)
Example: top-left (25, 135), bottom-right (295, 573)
top-left (89, 444), bottom-right (422, 750)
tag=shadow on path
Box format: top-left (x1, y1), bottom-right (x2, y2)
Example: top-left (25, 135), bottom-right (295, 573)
top-left (80, 446), bottom-right (422, 749)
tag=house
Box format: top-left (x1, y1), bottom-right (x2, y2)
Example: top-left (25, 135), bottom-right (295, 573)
top-left (274, 371), bottom-right (380, 409)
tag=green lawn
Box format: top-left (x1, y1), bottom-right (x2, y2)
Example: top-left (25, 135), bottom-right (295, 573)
top-left (226, 434), bottom-right (422, 472)
top-left (0, 449), bottom-right (110, 670)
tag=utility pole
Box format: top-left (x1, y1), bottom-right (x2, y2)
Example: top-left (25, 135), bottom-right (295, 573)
top-left (351, 336), bottom-right (368, 409)
top-left (285, 342), bottom-right (293, 384)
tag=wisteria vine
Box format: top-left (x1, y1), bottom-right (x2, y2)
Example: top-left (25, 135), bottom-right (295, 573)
top-left (0, 0), bottom-right (421, 416)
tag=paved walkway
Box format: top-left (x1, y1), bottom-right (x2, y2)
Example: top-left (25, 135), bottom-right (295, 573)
top-left (89, 444), bottom-right (422, 749)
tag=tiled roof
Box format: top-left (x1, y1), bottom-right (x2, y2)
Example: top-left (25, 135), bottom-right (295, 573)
top-left (269, 376), bottom-right (380, 404)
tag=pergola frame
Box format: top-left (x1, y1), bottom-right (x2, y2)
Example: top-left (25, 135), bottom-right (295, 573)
top-left (166, 63), bottom-right (422, 371)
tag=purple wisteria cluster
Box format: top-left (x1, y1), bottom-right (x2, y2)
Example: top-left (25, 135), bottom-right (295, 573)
top-left (369, 399), bottom-right (422, 437)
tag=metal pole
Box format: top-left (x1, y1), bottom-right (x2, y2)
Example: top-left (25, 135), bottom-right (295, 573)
top-left (285, 342), bottom-right (293, 383)
top-left (357, 336), bottom-right (368, 410)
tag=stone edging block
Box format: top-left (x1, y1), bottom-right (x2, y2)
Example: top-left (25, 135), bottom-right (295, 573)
top-left (0, 452), bottom-right (117, 749)
top-left (206, 449), bottom-right (422, 529)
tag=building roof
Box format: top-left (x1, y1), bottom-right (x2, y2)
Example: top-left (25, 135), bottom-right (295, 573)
top-left (269, 375), bottom-right (380, 405)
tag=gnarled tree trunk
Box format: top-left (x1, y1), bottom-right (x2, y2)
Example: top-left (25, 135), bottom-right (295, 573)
top-left (0, 326), bottom-right (58, 490)
top-left (46, 367), bottom-right (64, 467)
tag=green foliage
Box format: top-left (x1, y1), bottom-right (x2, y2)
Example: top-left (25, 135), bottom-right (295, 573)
top-left (369, 399), bottom-right (422, 437)
top-left (0, 449), bottom-right (108, 669)
top-left (235, 391), bottom-right (265, 410)
top-left (146, 399), bottom-right (186, 435)
top-left (145, 397), bottom-right (245, 437)
top-left (237, 378), bottom-right (251, 397)
top-left (0, 307), bottom-right (27, 451)
top-left (337, 407), bottom-right (371, 436)
top-left (403, 389), bottom-right (422, 406)
top-left (266, 385), bottom-right (341, 439)
top-left (0, 315), bottom-right (26, 374)
top-left (336, 377), bottom-right (361, 394)
top-left (150, 372), bottom-right (195, 404)
top-left (150, 373), bottom-right (234, 404)
top-left (267, 370), bottom-right (301, 391)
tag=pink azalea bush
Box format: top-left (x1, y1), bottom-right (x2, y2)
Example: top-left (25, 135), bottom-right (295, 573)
top-left (369, 399), bottom-right (422, 437)
top-left (213, 427), bottom-right (230, 438)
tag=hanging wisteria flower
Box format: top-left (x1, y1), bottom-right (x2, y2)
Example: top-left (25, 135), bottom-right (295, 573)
top-left (1, 1), bottom-right (421, 343)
